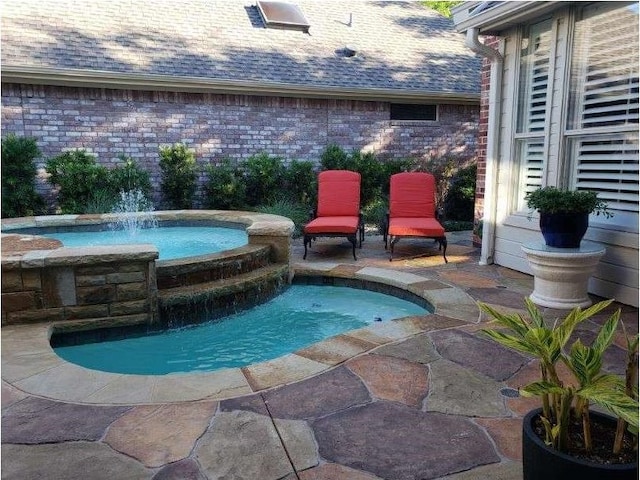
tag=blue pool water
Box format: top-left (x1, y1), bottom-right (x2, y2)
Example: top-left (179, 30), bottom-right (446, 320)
top-left (53, 285), bottom-right (430, 375)
top-left (41, 226), bottom-right (248, 260)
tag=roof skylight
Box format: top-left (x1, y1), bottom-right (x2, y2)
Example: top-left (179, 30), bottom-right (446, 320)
top-left (256, 1), bottom-right (310, 33)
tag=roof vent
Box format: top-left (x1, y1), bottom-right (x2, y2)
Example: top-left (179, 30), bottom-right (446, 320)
top-left (256, 1), bottom-right (310, 33)
top-left (340, 46), bottom-right (357, 58)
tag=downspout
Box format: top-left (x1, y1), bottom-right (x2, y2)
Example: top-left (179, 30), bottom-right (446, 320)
top-left (466, 28), bottom-right (503, 265)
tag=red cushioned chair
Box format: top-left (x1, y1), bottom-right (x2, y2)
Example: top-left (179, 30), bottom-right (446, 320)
top-left (303, 170), bottom-right (364, 260)
top-left (383, 172), bottom-right (447, 263)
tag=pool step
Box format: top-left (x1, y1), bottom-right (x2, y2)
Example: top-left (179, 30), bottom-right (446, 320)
top-left (157, 263), bottom-right (290, 324)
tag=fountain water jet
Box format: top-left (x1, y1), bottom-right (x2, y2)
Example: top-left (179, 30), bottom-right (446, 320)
top-left (110, 189), bottom-right (157, 235)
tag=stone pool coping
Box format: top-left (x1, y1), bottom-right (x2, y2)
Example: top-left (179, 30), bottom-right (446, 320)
top-left (1, 209), bottom-right (295, 262)
top-left (1, 262), bottom-right (479, 405)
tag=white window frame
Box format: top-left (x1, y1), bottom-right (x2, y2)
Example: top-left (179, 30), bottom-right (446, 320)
top-left (513, 17), bottom-right (555, 212)
top-left (563, 1), bottom-right (639, 231)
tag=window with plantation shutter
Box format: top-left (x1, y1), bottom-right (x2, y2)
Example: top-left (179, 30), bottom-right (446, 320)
top-left (515, 19), bottom-right (552, 209)
top-left (568, 4), bottom-right (639, 129)
top-left (566, 2), bottom-right (639, 228)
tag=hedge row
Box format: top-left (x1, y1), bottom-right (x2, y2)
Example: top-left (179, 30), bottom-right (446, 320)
top-left (1, 136), bottom-right (476, 234)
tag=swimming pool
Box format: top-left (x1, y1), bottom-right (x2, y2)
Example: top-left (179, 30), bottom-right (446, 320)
top-left (52, 284), bottom-right (430, 375)
top-left (41, 225), bottom-right (248, 260)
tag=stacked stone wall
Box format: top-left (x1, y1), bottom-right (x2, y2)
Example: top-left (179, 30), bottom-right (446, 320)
top-left (1, 247), bottom-right (158, 327)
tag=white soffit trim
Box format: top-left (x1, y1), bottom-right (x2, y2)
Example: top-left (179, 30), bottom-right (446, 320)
top-left (1, 66), bottom-right (480, 105)
top-left (453, 1), bottom-right (565, 34)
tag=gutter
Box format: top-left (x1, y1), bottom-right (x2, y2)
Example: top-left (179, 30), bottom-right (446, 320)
top-left (1, 66), bottom-right (480, 105)
top-left (465, 28), bottom-right (503, 266)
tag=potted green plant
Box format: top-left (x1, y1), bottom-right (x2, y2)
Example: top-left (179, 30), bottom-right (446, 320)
top-left (524, 187), bottom-right (612, 248)
top-left (479, 298), bottom-right (638, 480)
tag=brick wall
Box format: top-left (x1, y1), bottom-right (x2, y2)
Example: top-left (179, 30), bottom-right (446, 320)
top-left (472, 35), bottom-right (500, 246)
top-left (2, 84), bottom-right (478, 209)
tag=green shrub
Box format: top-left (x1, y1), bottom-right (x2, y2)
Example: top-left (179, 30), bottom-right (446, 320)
top-left (109, 156), bottom-right (152, 199)
top-left (243, 153), bottom-right (286, 207)
top-left (45, 149), bottom-right (109, 214)
top-left (159, 143), bottom-right (198, 209)
top-left (351, 151), bottom-right (385, 207)
top-left (256, 198), bottom-right (309, 238)
top-left (283, 159), bottom-right (316, 206)
top-left (320, 143), bottom-right (350, 170)
top-left (202, 159), bottom-right (246, 210)
top-left (362, 197), bottom-right (388, 234)
top-left (444, 163), bottom-right (476, 221)
top-left (84, 188), bottom-right (117, 214)
top-left (1, 134), bottom-right (45, 218)
top-left (443, 220), bottom-right (474, 231)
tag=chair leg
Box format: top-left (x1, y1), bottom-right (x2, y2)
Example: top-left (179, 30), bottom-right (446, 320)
top-left (389, 236), bottom-right (399, 261)
top-left (303, 234), bottom-right (310, 259)
top-left (439, 236), bottom-right (448, 263)
top-left (348, 234), bottom-right (357, 260)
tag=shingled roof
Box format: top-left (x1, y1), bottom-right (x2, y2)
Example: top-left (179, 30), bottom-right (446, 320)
top-left (1, 0), bottom-right (481, 102)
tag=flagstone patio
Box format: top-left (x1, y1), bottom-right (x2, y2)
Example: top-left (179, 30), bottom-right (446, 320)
top-left (2, 231), bottom-right (636, 480)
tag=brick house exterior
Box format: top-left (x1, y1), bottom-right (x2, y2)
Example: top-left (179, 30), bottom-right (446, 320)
top-left (472, 35), bottom-right (499, 246)
top-left (1, 0), bottom-right (481, 207)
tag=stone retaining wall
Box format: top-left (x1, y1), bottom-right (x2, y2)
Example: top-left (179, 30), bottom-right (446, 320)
top-left (1, 210), bottom-right (295, 327)
top-left (1, 245), bottom-right (159, 327)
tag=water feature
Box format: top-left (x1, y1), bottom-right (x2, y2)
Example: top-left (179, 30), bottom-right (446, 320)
top-left (51, 284), bottom-right (430, 375)
top-left (110, 189), bottom-right (157, 234)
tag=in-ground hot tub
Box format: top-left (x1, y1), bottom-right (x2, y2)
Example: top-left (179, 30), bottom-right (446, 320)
top-left (1, 210), bottom-right (295, 328)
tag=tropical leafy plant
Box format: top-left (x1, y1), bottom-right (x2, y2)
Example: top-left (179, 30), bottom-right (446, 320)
top-left (480, 299), bottom-right (638, 456)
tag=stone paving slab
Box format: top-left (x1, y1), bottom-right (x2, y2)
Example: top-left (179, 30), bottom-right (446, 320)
top-left (346, 354), bottom-right (429, 407)
top-left (195, 410), bottom-right (316, 479)
top-left (439, 461), bottom-right (523, 480)
top-left (312, 401), bottom-right (501, 480)
top-left (373, 333), bottom-right (438, 364)
top-left (426, 358), bottom-right (509, 417)
top-left (2, 397), bottom-right (130, 444)
top-left (262, 366), bottom-right (371, 420)
top-left (430, 329), bottom-right (530, 381)
top-left (104, 402), bottom-right (218, 467)
top-left (1, 442), bottom-right (152, 480)
top-left (152, 458), bottom-right (207, 480)
top-left (298, 463), bottom-right (384, 479)
top-left (242, 354), bottom-right (329, 391)
top-left (294, 334), bottom-right (378, 366)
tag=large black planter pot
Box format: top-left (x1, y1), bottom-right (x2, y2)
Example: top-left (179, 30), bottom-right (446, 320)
top-left (522, 408), bottom-right (638, 480)
top-left (539, 212), bottom-right (589, 248)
